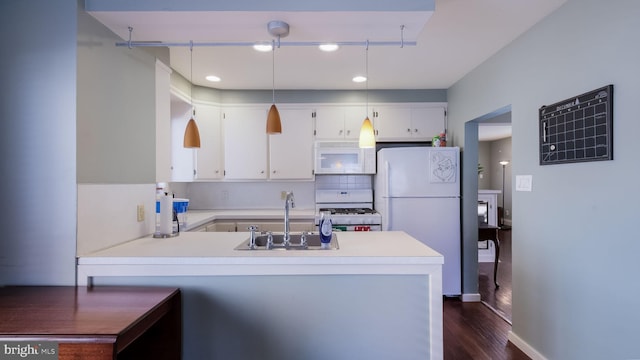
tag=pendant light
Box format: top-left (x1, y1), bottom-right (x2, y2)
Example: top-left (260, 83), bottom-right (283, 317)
top-left (184, 42), bottom-right (201, 148)
top-left (266, 39), bottom-right (282, 134)
top-left (359, 42), bottom-right (376, 148)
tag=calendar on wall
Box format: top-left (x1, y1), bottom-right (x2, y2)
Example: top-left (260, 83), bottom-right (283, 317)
top-left (539, 85), bottom-right (613, 165)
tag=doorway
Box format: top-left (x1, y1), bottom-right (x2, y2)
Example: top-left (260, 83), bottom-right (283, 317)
top-left (463, 106), bottom-right (513, 322)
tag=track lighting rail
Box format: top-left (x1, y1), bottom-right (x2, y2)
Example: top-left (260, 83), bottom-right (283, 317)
top-left (118, 23), bottom-right (414, 49)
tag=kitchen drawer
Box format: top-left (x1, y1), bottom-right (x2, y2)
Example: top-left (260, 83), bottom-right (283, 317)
top-left (206, 222), bottom-right (236, 232)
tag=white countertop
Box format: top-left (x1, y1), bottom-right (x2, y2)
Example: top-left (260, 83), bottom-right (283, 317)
top-left (77, 231), bottom-right (443, 284)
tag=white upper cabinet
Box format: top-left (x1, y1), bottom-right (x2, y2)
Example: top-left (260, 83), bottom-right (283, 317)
top-left (170, 95), bottom-right (196, 182)
top-left (314, 105), bottom-right (366, 141)
top-left (344, 105), bottom-right (368, 140)
top-left (371, 106), bottom-right (412, 140)
top-left (193, 103), bottom-right (223, 180)
top-left (223, 107), bottom-right (268, 180)
top-left (373, 104), bottom-right (446, 141)
top-left (410, 106), bottom-right (446, 140)
top-left (269, 108), bottom-right (314, 180)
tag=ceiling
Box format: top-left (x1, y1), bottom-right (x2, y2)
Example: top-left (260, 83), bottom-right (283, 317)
top-left (87, 0), bottom-right (566, 91)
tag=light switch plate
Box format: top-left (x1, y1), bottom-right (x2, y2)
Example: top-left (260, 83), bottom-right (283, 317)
top-left (516, 175), bottom-right (533, 192)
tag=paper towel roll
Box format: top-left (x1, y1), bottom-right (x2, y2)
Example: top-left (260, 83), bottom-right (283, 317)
top-left (159, 193), bottom-right (173, 235)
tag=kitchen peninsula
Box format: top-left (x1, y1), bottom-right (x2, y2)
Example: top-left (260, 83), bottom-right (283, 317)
top-left (77, 231), bottom-right (444, 360)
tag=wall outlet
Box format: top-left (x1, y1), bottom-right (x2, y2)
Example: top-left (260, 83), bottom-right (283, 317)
top-left (137, 204), bottom-right (145, 222)
top-left (505, 209), bottom-right (510, 217)
top-left (281, 191), bottom-right (287, 200)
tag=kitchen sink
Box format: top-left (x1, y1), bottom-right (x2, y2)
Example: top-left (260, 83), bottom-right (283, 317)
top-left (234, 233), bottom-right (339, 250)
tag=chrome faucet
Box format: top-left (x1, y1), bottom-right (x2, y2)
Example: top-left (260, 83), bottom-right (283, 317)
top-left (283, 191), bottom-right (295, 245)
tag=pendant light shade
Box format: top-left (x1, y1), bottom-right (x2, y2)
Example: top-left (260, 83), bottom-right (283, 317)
top-left (359, 43), bottom-right (376, 148)
top-left (267, 34), bottom-right (282, 134)
top-left (184, 116), bottom-right (201, 148)
top-left (266, 104), bottom-right (282, 134)
top-left (183, 42), bottom-right (201, 148)
top-left (359, 117), bottom-right (376, 148)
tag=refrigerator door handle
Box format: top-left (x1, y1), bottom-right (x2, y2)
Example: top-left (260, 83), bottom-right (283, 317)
top-left (383, 161), bottom-right (391, 231)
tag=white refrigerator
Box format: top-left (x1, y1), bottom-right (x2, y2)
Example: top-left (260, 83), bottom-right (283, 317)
top-left (374, 147), bottom-right (461, 295)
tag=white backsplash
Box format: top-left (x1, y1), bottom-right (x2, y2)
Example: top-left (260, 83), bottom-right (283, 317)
top-left (77, 183), bottom-right (156, 255)
top-left (181, 181), bottom-right (316, 210)
top-left (314, 175), bottom-right (372, 190)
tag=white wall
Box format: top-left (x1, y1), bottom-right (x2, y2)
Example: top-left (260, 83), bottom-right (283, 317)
top-left (77, 184), bottom-right (156, 255)
top-left (448, 0), bottom-right (640, 358)
top-left (77, 7), bottom-right (159, 184)
top-left (0, 0), bottom-right (77, 285)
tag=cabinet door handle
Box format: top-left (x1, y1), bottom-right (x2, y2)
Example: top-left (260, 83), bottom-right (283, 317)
top-left (346, 130), bottom-right (351, 135)
top-left (414, 129), bottom-right (418, 133)
top-left (339, 130), bottom-right (343, 135)
top-left (407, 128), bottom-right (411, 133)
top-left (261, 170), bottom-right (265, 174)
top-left (273, 170), bottom-right (276, 174)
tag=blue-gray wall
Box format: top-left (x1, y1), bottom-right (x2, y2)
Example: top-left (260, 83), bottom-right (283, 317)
top-left (448, 0), bottom-right (639, 358)
top-left (0, 0), bottom-right (77, 285)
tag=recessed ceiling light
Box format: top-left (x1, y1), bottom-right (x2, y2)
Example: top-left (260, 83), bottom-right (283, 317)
top-left (352, 76), bottom-right (367, 83)
top-left (205, 75), bottom-right (221, 82)
top-left (253, 42), bottom-right (273, 52)
top-left (319, 43), bottom-right (339, 52)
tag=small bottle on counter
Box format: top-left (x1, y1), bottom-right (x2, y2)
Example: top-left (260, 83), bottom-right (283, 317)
top-left (439, 132), bottom-right (447, 147)
top-left (319, 210), bottom-right (333, 248)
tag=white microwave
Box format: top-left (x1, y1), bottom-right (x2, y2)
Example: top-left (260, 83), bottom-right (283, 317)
top-left (314, 142), bottom-right (376, 174)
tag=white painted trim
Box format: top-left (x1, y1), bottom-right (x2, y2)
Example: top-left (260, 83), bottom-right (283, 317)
top-left (508, 331), bottom-right (548, 360)
top-left (461, 293), bottom-right (481, 302)
top-left (155, 58), bottom-right (172, 74)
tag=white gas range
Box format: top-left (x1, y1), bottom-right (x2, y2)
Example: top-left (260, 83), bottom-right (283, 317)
top-left (314, 189), bottom-right (382, 231)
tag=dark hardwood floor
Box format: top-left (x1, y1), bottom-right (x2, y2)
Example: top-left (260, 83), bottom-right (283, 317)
top-left (441, 228), bottom-right (527, 360)
top-left (479, 228), bottom-right (512, 322)
top-left (443, 298), bottom-right (529, 360)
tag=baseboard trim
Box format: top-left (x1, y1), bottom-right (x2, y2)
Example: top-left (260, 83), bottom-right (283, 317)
top-left (508, 331), bottom-right (548, 360)
top-left (461, 293), bottom-right (481, 302)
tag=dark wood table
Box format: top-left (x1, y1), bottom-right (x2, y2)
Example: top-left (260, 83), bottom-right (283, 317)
top-left (479, 224), bottom-right (501, 288)
top-left (0, 286), bottom-right (181, 360)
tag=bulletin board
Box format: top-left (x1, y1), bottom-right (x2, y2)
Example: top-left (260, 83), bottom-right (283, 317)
top-left (539, 84), bottom-right (613, 165)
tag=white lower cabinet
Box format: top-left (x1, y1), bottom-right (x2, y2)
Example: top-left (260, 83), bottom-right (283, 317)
top-left (205, 222), bottom-right (236, 232)
top-left (198, 220), bottom-right (316, 233)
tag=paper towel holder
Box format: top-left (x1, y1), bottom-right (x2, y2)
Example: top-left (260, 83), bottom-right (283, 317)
top-left (153, 194), bottom-right (180, 238)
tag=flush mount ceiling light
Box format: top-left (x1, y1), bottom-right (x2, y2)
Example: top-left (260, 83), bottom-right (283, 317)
top-left (352, 75), bottom-right (367, 83)
top-left (205, 75), bottom-right (221, 82)
top-left (183, 42), bottom-right (201, 148)
top-left (319, 43), bottom-right (339, 52)
top-left (359, 42), bottom-right (376, 149)
top-left (253, 42), bottom-right (272, 52)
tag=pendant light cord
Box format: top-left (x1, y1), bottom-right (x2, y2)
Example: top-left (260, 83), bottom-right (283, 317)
top-left (272, 39), bottom-right (276, 103)
top-left (365, 40), bottom-right (369, 117)
top-left (190, 41), bottom-right (194, 116)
